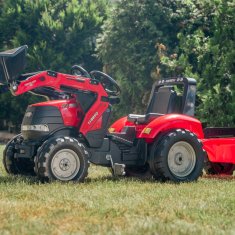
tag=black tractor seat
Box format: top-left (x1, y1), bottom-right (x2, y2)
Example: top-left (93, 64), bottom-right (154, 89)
top-left (128, 85), bottom-right (181, 124)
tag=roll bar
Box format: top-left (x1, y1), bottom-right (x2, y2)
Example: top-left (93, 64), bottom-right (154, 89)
top-left (150, 77), bottom-right (197, 116)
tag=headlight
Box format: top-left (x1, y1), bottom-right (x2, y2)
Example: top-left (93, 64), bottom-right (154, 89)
top-left (21, 125), bottom-right (49, 132)
top-left (143, 127), bottom-right (152, 134)
top-left (108, 127), bottom-right (115, 133)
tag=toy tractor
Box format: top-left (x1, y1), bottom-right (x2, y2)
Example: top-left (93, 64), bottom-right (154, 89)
top-left (0, 46), bottom-right (234, 182)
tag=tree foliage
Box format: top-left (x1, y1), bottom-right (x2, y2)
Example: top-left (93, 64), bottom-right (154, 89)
top-left (0, 0), bottom-right (108, 130)
top-left (97, 0), bottom-right (182, 117)
top-left (161, 0), bottom-right (235, 126)
top-left (97, 0), bottom-right (235, 126)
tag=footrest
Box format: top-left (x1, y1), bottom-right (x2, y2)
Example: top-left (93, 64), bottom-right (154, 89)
top-left (113, 163), bottom-right (126, 176)
top-left (108, 134), bottom-right (133, 146)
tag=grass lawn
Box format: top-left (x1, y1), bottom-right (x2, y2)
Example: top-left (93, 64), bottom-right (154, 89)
top-left (0, 145), bottom-right (234, 235)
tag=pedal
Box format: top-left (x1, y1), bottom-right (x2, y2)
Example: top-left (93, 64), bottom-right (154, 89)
top-left (106, 154), bottom-right (126, 176)
top-left (113, 163), bottom-right (126, 176)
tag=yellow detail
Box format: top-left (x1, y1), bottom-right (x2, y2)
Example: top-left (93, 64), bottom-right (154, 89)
top-left (143, 127), bottom-right (152, 134)
top-left (108, 127), bottom-right (115, 133)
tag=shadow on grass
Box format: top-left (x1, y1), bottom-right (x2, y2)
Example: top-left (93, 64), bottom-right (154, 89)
top-left (0, 175), bottom-right (40, 185)
top-left (0, 173), bottom-right (159, 186)
top-left (0, 173), bottom-right (233, 186)
top-left (85, 175), bottom-right (157, 184)
top-left (202, 175), bottom-right (235, 180)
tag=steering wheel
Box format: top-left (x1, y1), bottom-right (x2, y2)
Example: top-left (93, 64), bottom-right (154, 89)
top-left (71, 65), bottom-right (91, 78)
top-left (90, 70), bottom-right (121, 96)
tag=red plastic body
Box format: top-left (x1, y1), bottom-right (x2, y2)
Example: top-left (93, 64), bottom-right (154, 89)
top-left (33, 99), bottom-right (82, 127)
top-left (14, 71), bottom-right (109, 136)
top-left (110, 114), bottom-right (204, 142)
top-left (110, 114), bottom-right (235, 164)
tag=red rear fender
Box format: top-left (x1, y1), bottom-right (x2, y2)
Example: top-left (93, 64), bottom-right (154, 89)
top-left (109, 116), bottom-right (128, 132)
top-left (139, 114), bottom-right (204, 142)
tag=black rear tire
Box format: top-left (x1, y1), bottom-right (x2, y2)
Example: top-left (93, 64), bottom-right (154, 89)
top-left (34, 137), bottom-right (89, 182)
top-left (149, 129), bottom-right (204, 182)
top-left (3, 134), bottom-right (35, 175)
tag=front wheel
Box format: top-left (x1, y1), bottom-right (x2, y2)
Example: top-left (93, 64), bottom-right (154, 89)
top-left (35, 137), bottom-right (89, 182)
top-left (149, 129), bottom-right (204, 182)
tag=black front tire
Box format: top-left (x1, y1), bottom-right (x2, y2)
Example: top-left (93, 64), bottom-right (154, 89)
top-left (149, 129), bottom-right (204, 182)
top-left (3, 134), bottom-right (35, 175)
top-left (35, 137), bottom-right (89, 182)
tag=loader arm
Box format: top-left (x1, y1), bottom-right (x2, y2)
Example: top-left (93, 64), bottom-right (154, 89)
top-left (12, 70), bottom-right (108, 98)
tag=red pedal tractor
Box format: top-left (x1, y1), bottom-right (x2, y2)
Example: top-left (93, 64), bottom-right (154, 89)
top-left (0, 46), bottom-right (234, 182)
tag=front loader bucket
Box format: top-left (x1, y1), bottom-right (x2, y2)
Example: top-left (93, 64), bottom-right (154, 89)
top-left (0, 45), bottom-right (27, 85)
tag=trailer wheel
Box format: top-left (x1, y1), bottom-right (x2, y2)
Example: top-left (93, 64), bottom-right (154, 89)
top-left (149, 129), bottom-right (204, 182)
top-left (3, 134), bottom-right (35, 175)
top-left (205, 162), bottom-right (235, 175)
top-left (35, 137), bottom-right (89, 182)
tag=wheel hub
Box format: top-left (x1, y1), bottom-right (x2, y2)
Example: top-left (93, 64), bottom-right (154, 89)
top-left (175, 153), bottom-right (183, 165)
top-left (59, 158), bottom-right (71, 171)
top-left (51, 149), bottom-right (80, 181)
top-left (168, 141), bottom-right (196, 178)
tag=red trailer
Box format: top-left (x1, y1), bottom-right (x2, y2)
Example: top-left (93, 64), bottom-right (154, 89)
top-left (203, 128), bottom-right (235, 175)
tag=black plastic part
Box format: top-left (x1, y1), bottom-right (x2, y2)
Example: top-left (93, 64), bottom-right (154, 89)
top-left (22, 105), bottom-right (65, 141)
top-left (3, 135), bottom-right (36, 175)
top-left (204, 127), bottom-right (235, 138)
top-left (108, 126), bottom-right (136, 144)
top-left (31, 87), bottom-right (71, 100)
top-left (60, 85), bottom-right (97, 113)
top-left (14, 141), bottom-right (37, 159)
top-left (0, 45), bottom-right (27, 84)
top-left (88, 137), bottom-right (147, 167)
top-left (101, 96), bottom-right (120, 104)
top-left (107, 127), bottom-right (147, 165)
top-left (90, 79), bottom-right (99, 85)
top-left (108, 126), bottom-right (147, 165)
top-left (42, 127), bottom-right (78, 141)
top-left (47, 70), bottom-right (57, 78)
top-left (75, 91), bottom-right (97, 113)
top-left (88, 138), bottom-right (121, 166)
